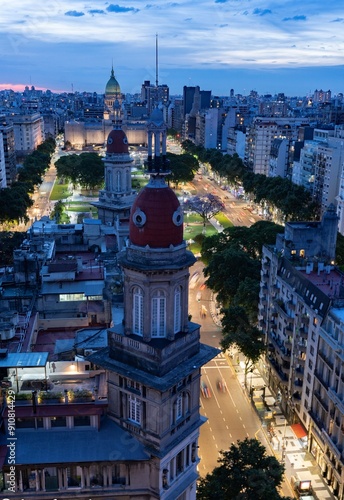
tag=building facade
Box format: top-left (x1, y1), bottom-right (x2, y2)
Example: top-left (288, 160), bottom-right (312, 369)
top-left (258, 204), bottom-right (344, 498)
top-left (12, 113), bottom-right (44, 156)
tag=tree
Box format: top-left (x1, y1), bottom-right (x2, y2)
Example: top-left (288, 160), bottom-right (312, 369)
top-left (187, 193), bottom-right (224, 231)
top-left (0, 182), bottom-right (33, 224)
top-left (336, 232), bottom-right (344, 267)
top-left (50, 200), bottom-right (65, 223)
top-left (55, 153), bottom-right (104, 190)
top-left (197, 438), bottom-right (290, 500)
top-left (221, 304), bottom-right (265, 385)
top-left (201, 221), bottom-right (283, 376)
top-left (203, 247), bottom-right (261, 306)
top-left (166, 152), bottom-right (199, 187)
top-left (55, 155), bottom-right (80, 187)
top-left (77, 153), bottom-right (104, 190)
top-left (0, 232), bottom-right (26, 265)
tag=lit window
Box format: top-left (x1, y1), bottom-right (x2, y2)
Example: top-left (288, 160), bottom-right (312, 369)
top-left (128, 395), bottom-right (141, 424)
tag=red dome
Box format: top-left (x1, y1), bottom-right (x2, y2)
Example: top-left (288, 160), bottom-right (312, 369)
top-left (106, 129), bottom-right (129, 154)
top-left (129, 183), bottom-right (183, 248)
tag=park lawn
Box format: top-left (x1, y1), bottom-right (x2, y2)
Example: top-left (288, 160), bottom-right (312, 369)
top-left (214, 212), bottom-right (233, 228)
top-left (50, 182), bottom-right (72, 201)
top-left (66, 206), bottom-right (97, 214)
top-left (184, 213), bottom-right (203, 224)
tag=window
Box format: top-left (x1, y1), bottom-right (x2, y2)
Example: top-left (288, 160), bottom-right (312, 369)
top-left (133, 287), bottom-right (143, 335)
top-left (50, 416), bottom-right (67, 427)
top-left (174, 286), bottom-right (182, 333)
top-left (176, 450), bottom-right (184, 475)
top-left (116, 170), bottom-right (122, 192)
top-left (74, 415), bottom-right (91, 426)
top-left (176, 394), bottom-right (183, 420)
top-left (128, 395), bottom-right (141, 425)
top-left (152, 290), bottom-right (166, 337)
top-left (60, 293), bottom-right (86, 302)
top-left (126, 379), bottom-right (141, 393)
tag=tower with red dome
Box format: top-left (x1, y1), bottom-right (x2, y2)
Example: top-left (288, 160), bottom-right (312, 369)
top-left (90, 108), bottom-right (218, 499)
top-left (93, 100), bottom-right (137, 250)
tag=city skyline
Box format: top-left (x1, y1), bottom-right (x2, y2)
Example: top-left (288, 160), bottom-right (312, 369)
top-left (1, 1), bottom-right (344, 96)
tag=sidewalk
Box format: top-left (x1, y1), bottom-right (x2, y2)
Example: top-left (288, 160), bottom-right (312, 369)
top-left (230, 354), bottom-right (334, 499)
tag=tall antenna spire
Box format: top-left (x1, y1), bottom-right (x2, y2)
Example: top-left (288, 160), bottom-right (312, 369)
top-left (155, 33), bottom-right (159, 88)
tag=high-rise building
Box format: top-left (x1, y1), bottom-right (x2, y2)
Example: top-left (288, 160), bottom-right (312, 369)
top-left (0, 132), bottom-right (6, 188)
top-left (182, 86), bottom-right (211, 120)
top-left (0, 120), bottom-right (16, 186)
top-left (257, 204), bottom-right (344, 497)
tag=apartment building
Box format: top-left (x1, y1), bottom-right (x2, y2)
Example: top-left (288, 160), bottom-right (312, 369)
top-left (258, 204), bottom-right (344, 498)
top-left (11, 112), bottom-right (44, 156)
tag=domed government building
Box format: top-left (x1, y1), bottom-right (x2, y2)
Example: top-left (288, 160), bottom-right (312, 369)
top-left (64, 67), bottom-right (155, 148)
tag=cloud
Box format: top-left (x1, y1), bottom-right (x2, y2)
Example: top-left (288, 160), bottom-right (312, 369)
top-left (64, 10), bottom-right (85, 17)
top-left (218, 24), bottom-right (229, 28)
top-left (106, 4), bottom-right (139, 13)
top-left (88, 9), bottom-right (106, 15)
top-left (215, 0), bottom-right (229, 3)
top-left (253, 8), bottom-right (272, 16)
top-left (283, 15), bottom-right (307, 21)
top-left (331, 18), bottom-right (344, 23)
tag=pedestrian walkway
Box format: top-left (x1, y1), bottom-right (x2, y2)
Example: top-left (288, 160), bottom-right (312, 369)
top-left (229, 353), bottom-right (334, 499)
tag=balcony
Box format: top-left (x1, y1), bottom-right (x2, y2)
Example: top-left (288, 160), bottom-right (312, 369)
top-left (314, 370), bottom-right (329, 390)
top-left (314, 390), bottom-right (329, 412)
top-left (293, 379), bottom-right (303, 390)
top-left (268, 357), bottom-right (288, 384)
top-left (301, 315), bottom-right (310, 326)
top-left (259, 318), bottom-right (266, 329)
top-left (279, 349), bottom-right (291, 363)
top-left (285, 325), bottom-right (293, 335)
top-left (297, 343), bottom-right (307, 354)
top-left (262, 261), bottom-right (270, 271)
top-left (296, 356), bottom-right (306, 366)
top-left (287, 300), bottom-right (296, 311)
top-left (318, 351), bottom-right (334, 370)
top-left (309, 409), bottom-right (324, 433)
top-left (298, 326), bottom-right (308, 340)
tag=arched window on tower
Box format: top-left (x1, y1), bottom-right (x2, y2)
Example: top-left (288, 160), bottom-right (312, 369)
top-left (133, 287), bottom-right (143, 336)
top-left (151, 290), bottom-right (166, 337)
top-left (126, 169), bottom-right (130, 191)
top-left (174, 286), bottom-right (182, 334)
top-left (107, 169), bottom-right (112, 191)
top-left (116, 170), bottom-right (122, 192)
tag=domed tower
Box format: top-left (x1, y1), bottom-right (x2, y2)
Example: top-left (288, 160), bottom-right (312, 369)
top-left (90, 111), bottom-right (218, 499)
top-left (104, 66), bottom-right (122, 120)
top-left (93, 103), bottom-right (136, 250)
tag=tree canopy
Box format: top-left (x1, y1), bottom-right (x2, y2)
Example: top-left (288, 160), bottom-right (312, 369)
top-left (0, 232), bottom-right (26, 265)
top-left (55, 153), bottom-right (104, 189)
top-left (202, 221), bottom-right (283, 373)
top-left (0, 137), bottom-right (55, 225)
top-left (197, 438), bottom-right (290, 500)
top-left (181, 140), bottom-right (318, 222)
top-left (187, 193), bottom-right (224, 229)
top-left (166, 152), bottom-right (199, 187)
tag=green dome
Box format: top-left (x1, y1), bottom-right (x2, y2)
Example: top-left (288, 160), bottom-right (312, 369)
top-left (105, 68), bottom-right (120, 95)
